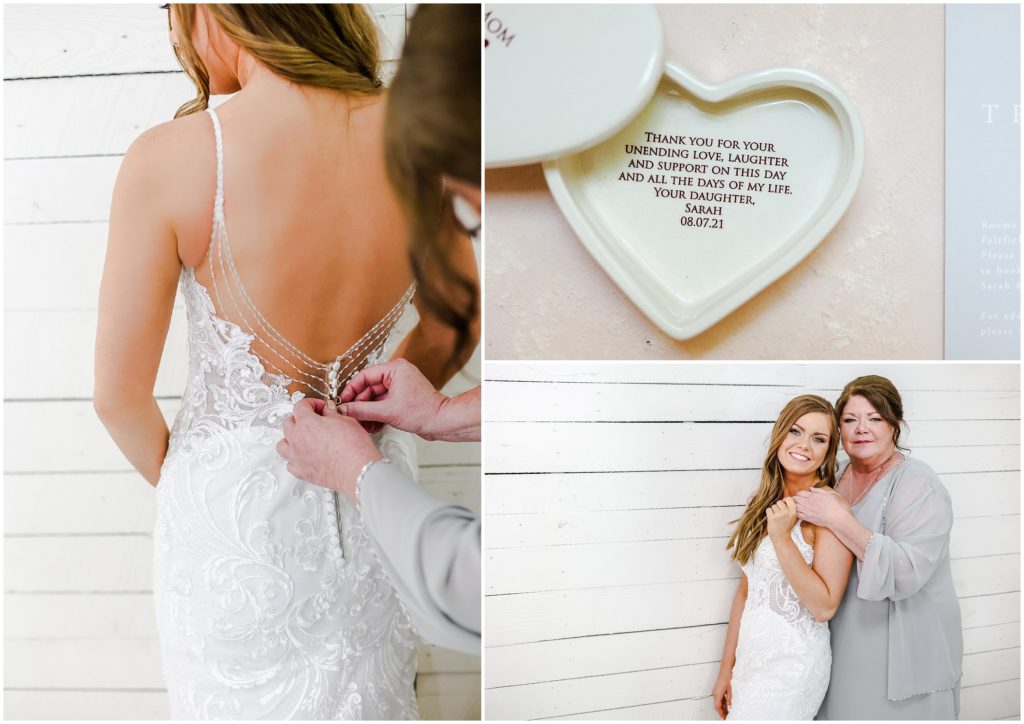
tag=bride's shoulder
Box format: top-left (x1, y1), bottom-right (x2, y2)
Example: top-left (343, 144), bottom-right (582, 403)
top-left (113, 112), bottom-right (217, 263)
top-left (129, 112), bottom-right (211, 169)
top-left (118, 112), bottom-right (212, 201)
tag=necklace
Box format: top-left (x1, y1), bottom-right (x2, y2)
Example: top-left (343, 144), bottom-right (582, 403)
top-left (842, 451), bottom-right (900, 507)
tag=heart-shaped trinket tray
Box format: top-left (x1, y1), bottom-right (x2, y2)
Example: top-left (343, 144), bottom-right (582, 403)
top-left (544, 62), bottom-right (864, 340)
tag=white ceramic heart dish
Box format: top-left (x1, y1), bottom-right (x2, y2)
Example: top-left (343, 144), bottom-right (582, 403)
top-left (544, 62), bottom-right (864, 340)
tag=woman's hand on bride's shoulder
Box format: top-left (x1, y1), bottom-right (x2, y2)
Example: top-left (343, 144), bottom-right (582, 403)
top-left (794, 487), bottom-right (850, 528)
top-left (766, 497), bottom-right (798, 539)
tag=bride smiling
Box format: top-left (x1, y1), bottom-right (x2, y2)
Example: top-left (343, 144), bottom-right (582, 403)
top-left (712, 395), bottom-right (853, 720)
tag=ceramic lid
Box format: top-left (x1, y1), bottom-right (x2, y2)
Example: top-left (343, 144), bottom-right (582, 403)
top-left (484, 4), bottom-right (664, 168)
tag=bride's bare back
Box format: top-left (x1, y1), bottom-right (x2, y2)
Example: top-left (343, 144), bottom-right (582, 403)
top-left (168, 93), bottom-right (413, 384)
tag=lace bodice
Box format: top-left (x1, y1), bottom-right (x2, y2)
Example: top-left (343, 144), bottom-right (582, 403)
top-left (151, 108), bottom-right (420, 720)
top-left (727, 523), bottom-right (831, 720)
top-left (741, 523), bottom-right (825, 637)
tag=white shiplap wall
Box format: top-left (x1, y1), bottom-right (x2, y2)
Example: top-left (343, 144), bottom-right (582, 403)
top-left (484, 362), bottom-right (1020, 720)
top-left (3, 5), bottom-right (480, 720)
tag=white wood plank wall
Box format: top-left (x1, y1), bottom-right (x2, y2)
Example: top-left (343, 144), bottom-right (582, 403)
top-left (3, 5), bottom-right (480, 719)
top-left (484, 362), bottom-right (1020, 720)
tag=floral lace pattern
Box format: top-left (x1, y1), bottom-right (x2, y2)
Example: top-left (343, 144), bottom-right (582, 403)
top-left (153, 269), bottom-right (419, 720)
top-left (728, 524), bottom-right (831, 720)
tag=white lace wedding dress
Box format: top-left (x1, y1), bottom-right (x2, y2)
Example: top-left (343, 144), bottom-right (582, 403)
top-left (152, 108), bottom-right (420, 720)
top-left (727, 524), bottom-right (831, 720)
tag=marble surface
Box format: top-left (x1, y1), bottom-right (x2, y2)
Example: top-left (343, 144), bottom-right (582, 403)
top-left (484, 4), bottom-right (945, 360)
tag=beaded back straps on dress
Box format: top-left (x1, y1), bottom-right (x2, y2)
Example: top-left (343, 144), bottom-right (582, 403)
top-left (201, 107), bottom-right (415, 401)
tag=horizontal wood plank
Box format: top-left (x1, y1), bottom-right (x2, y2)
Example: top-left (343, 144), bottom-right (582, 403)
top-left (5, 536), bottom-right (153, 593)
top-left (485, 469), bottom-right (1018, 515)
top-left (3, 224), bottom-right (108, 311)
top-left (5, 637), bottom-right (165, 689)
top-left (486, 538), bottom-right (735, 594)
top-left (3, 690), bottom-right (169, 720)
top-left (486, 506), bottom-right (1016, 555)
top-left (3, 5), bottom-right (405, 80)
top-left (486, 507), bottom-right (741, 549)
top-left (486, 380), bottom-right (1020, 423)
top-left (546, 698), bottom-right (715, 720)
top-left (485, 579), bottom-right (738, 648)
top-left (5, 74), bottom-right (195, 158)
top-left (485, 660), bottom-right (718, 721)
top-left (4, 5), bottom-right (180, 78)
top-left (4, 309), bottom-right (188, 399)
top-left (964, 622), bottom-right (1020, 655)
top-left (962, 647), bottom-right (1020, 688)
top-left (961, 592), bottom-right (1020, 629)
top-left (485, 624), bottom-right (726, 689)
top-left (485, 421), bottom-right (1019, 473)
top-left (417, 692), bottom-right (481, 721)
top-left (5, 156), bottom-right (120, 224)
top-left (959, 678), bottom-right (1020, 720)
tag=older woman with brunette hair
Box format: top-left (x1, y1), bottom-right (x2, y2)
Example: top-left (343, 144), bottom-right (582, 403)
top-left (795, 375), bottom-right (963, 719)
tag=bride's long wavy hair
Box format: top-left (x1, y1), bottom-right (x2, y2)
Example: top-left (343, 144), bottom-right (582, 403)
top-left (726, 395), bottom-right (839, 565)
top-left (165, 4), bottom-right (383, 119)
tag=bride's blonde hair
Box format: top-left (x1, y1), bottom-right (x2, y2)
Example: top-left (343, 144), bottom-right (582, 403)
top-left (726, 395), bottom-right (839, 565)
top-left (166, 4), bottom-right (383, 118)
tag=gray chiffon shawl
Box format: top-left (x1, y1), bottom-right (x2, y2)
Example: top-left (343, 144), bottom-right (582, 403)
top-left (850, 456), bottom-right (963, 701)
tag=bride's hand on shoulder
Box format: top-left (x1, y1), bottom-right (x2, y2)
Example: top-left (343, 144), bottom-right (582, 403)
top-left (766, 497), bottom-right (798, 539)
top-left (712, 670), bottom-right (732, 719)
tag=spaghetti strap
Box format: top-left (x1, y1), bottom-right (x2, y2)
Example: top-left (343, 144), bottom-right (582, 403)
top-left (205, 108), bottom-right (225, 224)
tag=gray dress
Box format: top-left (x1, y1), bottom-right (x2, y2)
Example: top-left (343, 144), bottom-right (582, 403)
top-left (358, 460), bottom-right (480, 655)
top-left (817, 457), bottom-right (963, 720)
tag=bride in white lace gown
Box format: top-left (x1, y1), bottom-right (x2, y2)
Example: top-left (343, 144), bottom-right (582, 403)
top-left (94, 5), bottom-right (476, 719)
top-left (713, 396), bottom-right (854, 720)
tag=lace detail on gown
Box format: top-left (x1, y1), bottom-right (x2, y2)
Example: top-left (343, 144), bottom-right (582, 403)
top-left (727, 524), bottom-right (831, 721)
top-left (152, 108), bottom-right (419, 720)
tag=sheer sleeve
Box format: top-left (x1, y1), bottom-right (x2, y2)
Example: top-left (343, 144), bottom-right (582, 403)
top-left (856, 469), bottom-right (954, 602)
